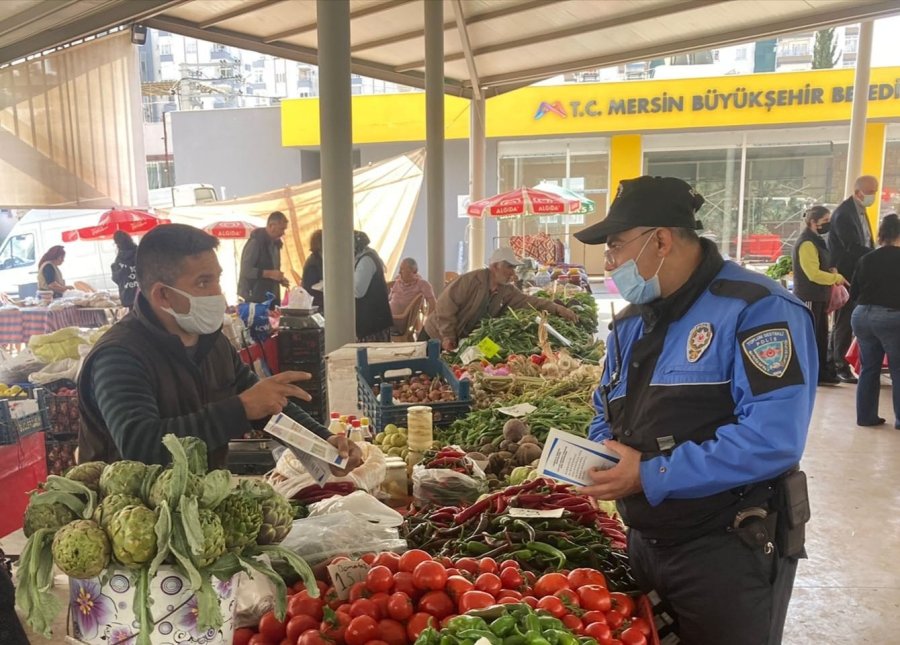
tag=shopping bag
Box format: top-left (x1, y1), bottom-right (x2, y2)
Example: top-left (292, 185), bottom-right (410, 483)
top-left (826, 284), bottom-right (849, 314)
top-left (237, 292), bottom-right (275, 342)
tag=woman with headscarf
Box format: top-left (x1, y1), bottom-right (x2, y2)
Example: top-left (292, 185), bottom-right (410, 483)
top-left (353, 230), bottom-right (392, 342)
top-left (37, 245), bottom-right (69, 298)
top-left (301, 229), bottom-right (324, 310)
top-left (110, 231), bottom-right (139, 307)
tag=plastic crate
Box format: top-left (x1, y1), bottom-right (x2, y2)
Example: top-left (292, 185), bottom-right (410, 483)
top-left (278, 328), bottom-right (326, 364)
top-left (356, 340), bottom-right (471, 434)
top-left (43, 386), bottom-right (84, 438)
top-left (45, 436), bottom-right (78, 475)
top-left (0, 397), bottom-right (49, 445)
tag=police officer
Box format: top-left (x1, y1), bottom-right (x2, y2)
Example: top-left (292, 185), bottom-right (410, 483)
top-left (574, 176), bottom-right (816, 645)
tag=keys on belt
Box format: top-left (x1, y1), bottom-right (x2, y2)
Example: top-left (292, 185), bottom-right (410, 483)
top-left (731, 507), bottom-right (775, 555)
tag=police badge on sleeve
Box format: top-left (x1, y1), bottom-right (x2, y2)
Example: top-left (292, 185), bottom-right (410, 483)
top-left (738, 323), bottom-right (804, 395)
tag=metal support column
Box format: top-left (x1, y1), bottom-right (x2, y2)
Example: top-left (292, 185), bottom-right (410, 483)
top-left (845, 20), bottom-right (874, 196)
top-left (317, 0), bottom-right (356, 352)
top-left (468, 96), bottom-right (486, 270)
top-left (723, 146), bottom-right (736, 258)
top-left (425, 0), bottom-right (445, 294)
top-left (736, 133), bottom-right (748, 262)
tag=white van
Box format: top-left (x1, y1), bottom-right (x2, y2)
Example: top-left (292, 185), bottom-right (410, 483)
top-left (0, 185), bottom-right (218, 298)
top-left (148, 184), bottom-right (219, 209)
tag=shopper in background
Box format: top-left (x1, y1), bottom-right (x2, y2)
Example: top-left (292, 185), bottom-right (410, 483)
top-left (238, 211), bottom-right (289, 304)
top-left (389, 257), bottom-right (437, 316)
top-left (353, 230), bottom-right (393, 342)
top-left (422, 247), bottom-right (578, 352)
top-left (576, 176), bottom-right (816, 645)
top-left (850, 214), bottom-right (900, 429)
top-left (827, 175), bottom-right (879, 383)
top-left (792, 206), bottom-right (849, 385)
top-left (110, 231), bottom-right (139, 308)
top-left (301, 228), bottom-right (324, 310)
top-left (36, 245), bottom-right (69, 298)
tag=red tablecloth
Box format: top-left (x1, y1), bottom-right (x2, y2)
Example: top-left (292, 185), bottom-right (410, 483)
top-left (0, 306), bottom-right (110, 345)
top-left (0, 432), bottom-right (47, 537)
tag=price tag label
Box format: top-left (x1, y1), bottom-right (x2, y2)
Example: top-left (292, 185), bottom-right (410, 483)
top-left (497, 403), bottom-right (537, 418)
top-left (477, 337), bottom-right (501, 359)
top-left (327, 559), bottom-right (369, 600)
top-left (508, 507), bottom-right (565, 519)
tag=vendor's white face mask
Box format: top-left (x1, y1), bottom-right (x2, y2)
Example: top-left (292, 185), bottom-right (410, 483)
top-left (162, 284), bottom-right (226, 335)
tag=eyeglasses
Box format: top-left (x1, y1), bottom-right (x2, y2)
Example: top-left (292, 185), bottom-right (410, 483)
top-left (604, 228), bottom-right (657, 268)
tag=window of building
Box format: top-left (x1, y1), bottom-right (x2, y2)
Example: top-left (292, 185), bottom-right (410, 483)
top-left (160, 43), bottom-right (172, 56)
top-left (0, 233), bottom-right (35, 269)
top-left (735, 47), bottom-right (747, 61)
top-left (275, 72), bottom-right (286, 83)
top-left (185, 40), bottom-right (197, 55)
top-left (844, 35), bottom-right (858, 54)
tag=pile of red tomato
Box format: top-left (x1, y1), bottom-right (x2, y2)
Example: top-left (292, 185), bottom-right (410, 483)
top-left (233, 550), bottom-right (654, 645)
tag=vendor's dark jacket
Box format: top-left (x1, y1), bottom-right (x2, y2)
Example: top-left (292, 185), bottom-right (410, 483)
top-left (239, 227), bottom-right (283, 303)
top-left (77, 293), bottom-right (329, 467)
top-left (110, 247), bottom-right (138, 307)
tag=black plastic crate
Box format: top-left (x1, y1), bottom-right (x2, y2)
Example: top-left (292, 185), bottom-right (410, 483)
top-left (43, 388), bottom-right (85, 438)
top-left (356, 340), bottom-right (471, 434)
top-left (278, 329), bottom-right (325, 364)
top-left (279, 361), bottom-right (326, 382)
top-left (45, 436), bottom-right (78, 475)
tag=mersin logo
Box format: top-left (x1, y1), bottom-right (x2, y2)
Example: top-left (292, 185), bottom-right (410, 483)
top-left (534, 101), bottom-right (567, 119)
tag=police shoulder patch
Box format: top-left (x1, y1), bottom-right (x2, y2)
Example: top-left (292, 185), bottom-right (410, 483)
top-left (738, 323), bottom-right (804, 395)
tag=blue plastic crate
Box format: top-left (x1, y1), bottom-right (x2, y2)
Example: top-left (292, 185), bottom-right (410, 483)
top-left (0, 396), bottom-right (49, 445)
top-left (356, 340), bottom-right (471, 434)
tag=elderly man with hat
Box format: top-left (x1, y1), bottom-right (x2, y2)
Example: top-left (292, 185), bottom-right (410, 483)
top-left (422, 247), bottom-right (578, 352)
top-left (576, 176), bottom-right (817, 645)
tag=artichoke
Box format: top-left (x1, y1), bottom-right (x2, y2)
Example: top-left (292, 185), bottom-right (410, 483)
top-left (196, 508), bottom-right (226, 567)
top-left (257, 491), bottom-right (293, 545)
top-left (93, 493), bottom-right (143, 530)
top-left (108, 505), bottom-right (158, 568)
top-left (147, 469), bottom-right (203, 509)
top-left (99, 461), bottom-right (148, 498)
top-left (215, 492), bottom-right (263, 551)
top-left (51, 520), bottom-right (110, 579)
top-left (65, 461), bottom-right (107, 493)
top-left (23, 499), bottom-right (78, 537)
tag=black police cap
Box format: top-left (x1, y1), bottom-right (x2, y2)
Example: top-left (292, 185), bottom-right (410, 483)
top-left (574, 176), bottom-right (705, 245)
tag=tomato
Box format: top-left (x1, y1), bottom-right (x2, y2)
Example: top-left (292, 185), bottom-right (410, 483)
top-left (288, 591), bottom-right (324, 621)
top-left (296, 630), bottom-right (331, 645)
top-left (497, 597), bottom-right (521, 605)
top-left (386, 592), bottom-right (414, 621)
top-left (610, 592), bottom-right (636, 618)
top-left (413, 560), bottom-right (448, 591)
top-left (365, 641), bottom-right (390, 645)
top-left (417, 590), bottom-right (455, 619)
top-left (498, 589), bottom-right (522, 600)
top-left (366, 566), bottom-right (395, 594)
top-left (337, 603), bottom-right (352, 615)
top-left (474, 573), bottom-right (502, 597)
top-left (584, 622), bottom-right (612, 641)
top-left (320, 609), bottom-right (352, 642)
top-left (578, 585), bottom-right (612, 612)
top-left (609, 641), bottom-right (624, 645)
top-left (478, 557), bottom-right (499, 575)
top-left (232, 627), bottom-right (255, 645)
top-left (561, 614), bottom-right (584, 634)
top-left (258, 611), bottom-right (287, 642)
top-left (349, 581), bottom-right (371, 602)
top-left (330, 556), bottom-right (350, 565)
top-left (350, 598), bottom-right (381, 620)
top-left (280, 639), bottom-right (293, 645)
top-left (521, 595), bottom-right (538, 608)
top-left (499, 560), bottom-right (519, 570)
top-left (533, 572), bottom-right (570, 598)
top-left (392, 572), bottom-right (418, 599)
top-left (399, 549), bottom-right (432, 574)
top-left (457, 590), bottom-right (495, 614)
top-left (605, 610), bottom-right (626, 630)
top-left (630, 617), bottom-right (652, 636)
top-left (435, 556), bottom-right (453, 568)
top-left (360, 553), bottom-right (376, 565)
top-left (499, 567), bottom-right (523, 590)
top-left (537, 596), bottom-right (567, 618)
top-left (406, 613), bottom-right (437, 641)
top-left (620, 627), bottom-right (648, 645)
top-left (581, 610), bottom-right (607, 625)
top-left (372, 552), bottom-right (402, 573)
top-left (369, 592), bottom-right (391, 620)
top-left (522, 571), bottom-right (537, 587)
top-left (324, 587), bottom-right (344, 610)
top-left (249, 635), bottom-right (275, 645)
top-left (453, 557), bottom-right (480, 575)
top-left (445, 568), bottom-right (461, 577)
top-left (555, 588), bottom-right (581, 610)
top-left (444, 575), bottom-right (474, 601)
top-left (345, 615), bottom-right (380, 645)
top-left (315, 580), bottom-right (330, 597)
top-left (567, 567), bottom-right (607, 590)
top-left (377, 618), bottom-right (407, 645)
top-left (287, 615), bottom-right (319, 642)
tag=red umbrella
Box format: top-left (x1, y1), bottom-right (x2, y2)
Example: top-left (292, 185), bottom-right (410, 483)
top-left (467, 187), bottom-right (581, 218)
top-left (202, 220), bottom-right (258, 239)
top-left (62, 209), bottom-right (169, 242)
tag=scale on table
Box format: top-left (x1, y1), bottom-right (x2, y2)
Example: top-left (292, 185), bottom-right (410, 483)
top-left (226, 438), bottom-right (278, 475)
top-left (280, 307), bottom-right (324, 330)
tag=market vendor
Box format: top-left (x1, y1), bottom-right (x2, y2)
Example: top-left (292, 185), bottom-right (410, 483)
top-left (36, 245), bottom-right (69, 298)
top-left (238, 210), bottom-right (290, 304)
top-left (574, 176), bottom-right (816, 645)
top-left (77, 224), bottom-right (362, 471)
top-left (422, 247), bottom-right (578, 352)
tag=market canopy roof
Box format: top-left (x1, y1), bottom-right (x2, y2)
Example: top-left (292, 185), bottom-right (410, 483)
top-left (2, 0), bottom-right (899, 97)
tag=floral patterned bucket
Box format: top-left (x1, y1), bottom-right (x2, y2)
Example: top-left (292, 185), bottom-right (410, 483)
top-left (66, 565), bottom-right (238, 645)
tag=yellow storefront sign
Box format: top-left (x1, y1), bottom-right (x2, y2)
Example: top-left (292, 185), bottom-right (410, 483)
top-left (282, 67), bottom-right (900, 146)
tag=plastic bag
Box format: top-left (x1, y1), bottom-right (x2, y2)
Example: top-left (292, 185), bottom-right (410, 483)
top-left (267, 441), bottom-right (387, 499)
top-left (307, 490), bottom-right (403, 527)
top-left (27, 358), bottom-right (79, 385)
top-left (412, 463), bottom-right (487, 508)
top-left (286, 287), bottom-right (314, 309)
top-left (232, 554), bottom-right (276, 629)
top-left (279, 511), bottom-right (406, 566)
top-left (0, 348), bottom-right (46, 385)
top-left (237, 293), bottom-right (275, 342)
top-left (827, 283), bottom-right (850, 314)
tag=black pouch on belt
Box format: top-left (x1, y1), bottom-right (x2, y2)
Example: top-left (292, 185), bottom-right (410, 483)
top-left (774, 470), bottom-right (811, 558)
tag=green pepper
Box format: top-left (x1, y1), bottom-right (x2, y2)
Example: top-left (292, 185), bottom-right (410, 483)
top-left (447, 616), bottom-right (490, 633)
top-left (542, 630), bottom-right (574, 645)
top-left (524, 637), bottom-right (551, 645)
top-left (489, 615), bottom-right (518, 638)
top-left (524, 542), bottom-right (567, 569)
top-left (537, 616), bottom-right (566, 631)
top-left (463, 541), bottom-right (492, 555)
top-left (457, 630), bottom-right (502, 645)
top-left (416, 628), bottom-right (442, 645)
top-left (556, 634), bottom-right (580, 645)
top-left (439, 637), bottom-right (457, 645)
top-left (524, 614), bottom-right (542, 635)
top-left (503, 636), bottom-right (527, 645)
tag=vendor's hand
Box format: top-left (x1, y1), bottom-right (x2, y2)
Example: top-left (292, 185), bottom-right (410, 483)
top-left (442, 338), bottom-right (457, 352)
top-left (264, 270), bottom-right (286, 282)
top-left (558, 306), bottom-right (579, 322)
top-left (328, 433), bottom-right (364, 476)
top-left (238, 371), bottom-right (312, 420)
top-left (576, 440), bottom-right (643, 501)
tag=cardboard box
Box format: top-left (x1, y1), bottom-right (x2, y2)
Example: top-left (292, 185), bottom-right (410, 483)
top-left (67, 565), bottom-right (238, 645)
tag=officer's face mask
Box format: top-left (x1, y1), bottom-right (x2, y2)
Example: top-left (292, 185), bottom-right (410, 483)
top-left (610, 231), bottom-right (665, 305)
top-left (162, 284), bottom-right (226, 335)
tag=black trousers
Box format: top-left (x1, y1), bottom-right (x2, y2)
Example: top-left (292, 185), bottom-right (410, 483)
top-left (805, 300), bottom-right (834, 380)
top-left (0, 566), bottom-right (28, 645)
top-left (829, 299), bottom-right (856, 372)
top-left (628, 529), bottom-right (798, 645)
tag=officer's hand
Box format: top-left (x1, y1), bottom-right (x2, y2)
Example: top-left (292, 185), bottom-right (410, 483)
top-left (327, 433), bottom-right (364, 476)
top-left (442, 338), bottom-right (457, 352)
top-left (576, 440), bottom-right (643, 501)
top-left (557, 306), bottom-right (579, 322)
top-left (238, 371), bottom-right (312, 420)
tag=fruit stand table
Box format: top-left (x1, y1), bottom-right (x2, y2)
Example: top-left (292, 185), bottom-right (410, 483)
top-left (0, 306), bottom-right (112, 345)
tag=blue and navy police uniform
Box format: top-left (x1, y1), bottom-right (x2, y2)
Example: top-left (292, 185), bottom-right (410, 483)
top-left (591, 239), bottom-right (817, 644)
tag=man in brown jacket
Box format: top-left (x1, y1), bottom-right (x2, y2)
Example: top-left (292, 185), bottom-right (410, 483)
top-left (423, 247), bottom-right (579, 351)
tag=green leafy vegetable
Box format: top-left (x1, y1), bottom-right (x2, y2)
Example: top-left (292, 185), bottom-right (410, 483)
top-left (14, 529), bottom-right (61, 638)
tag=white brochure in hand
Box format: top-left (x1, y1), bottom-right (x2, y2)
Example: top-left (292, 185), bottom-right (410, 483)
top-left (537, 428), bottom-right (620, 487)
top-left (264, 412), bottom-right (348, 469)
